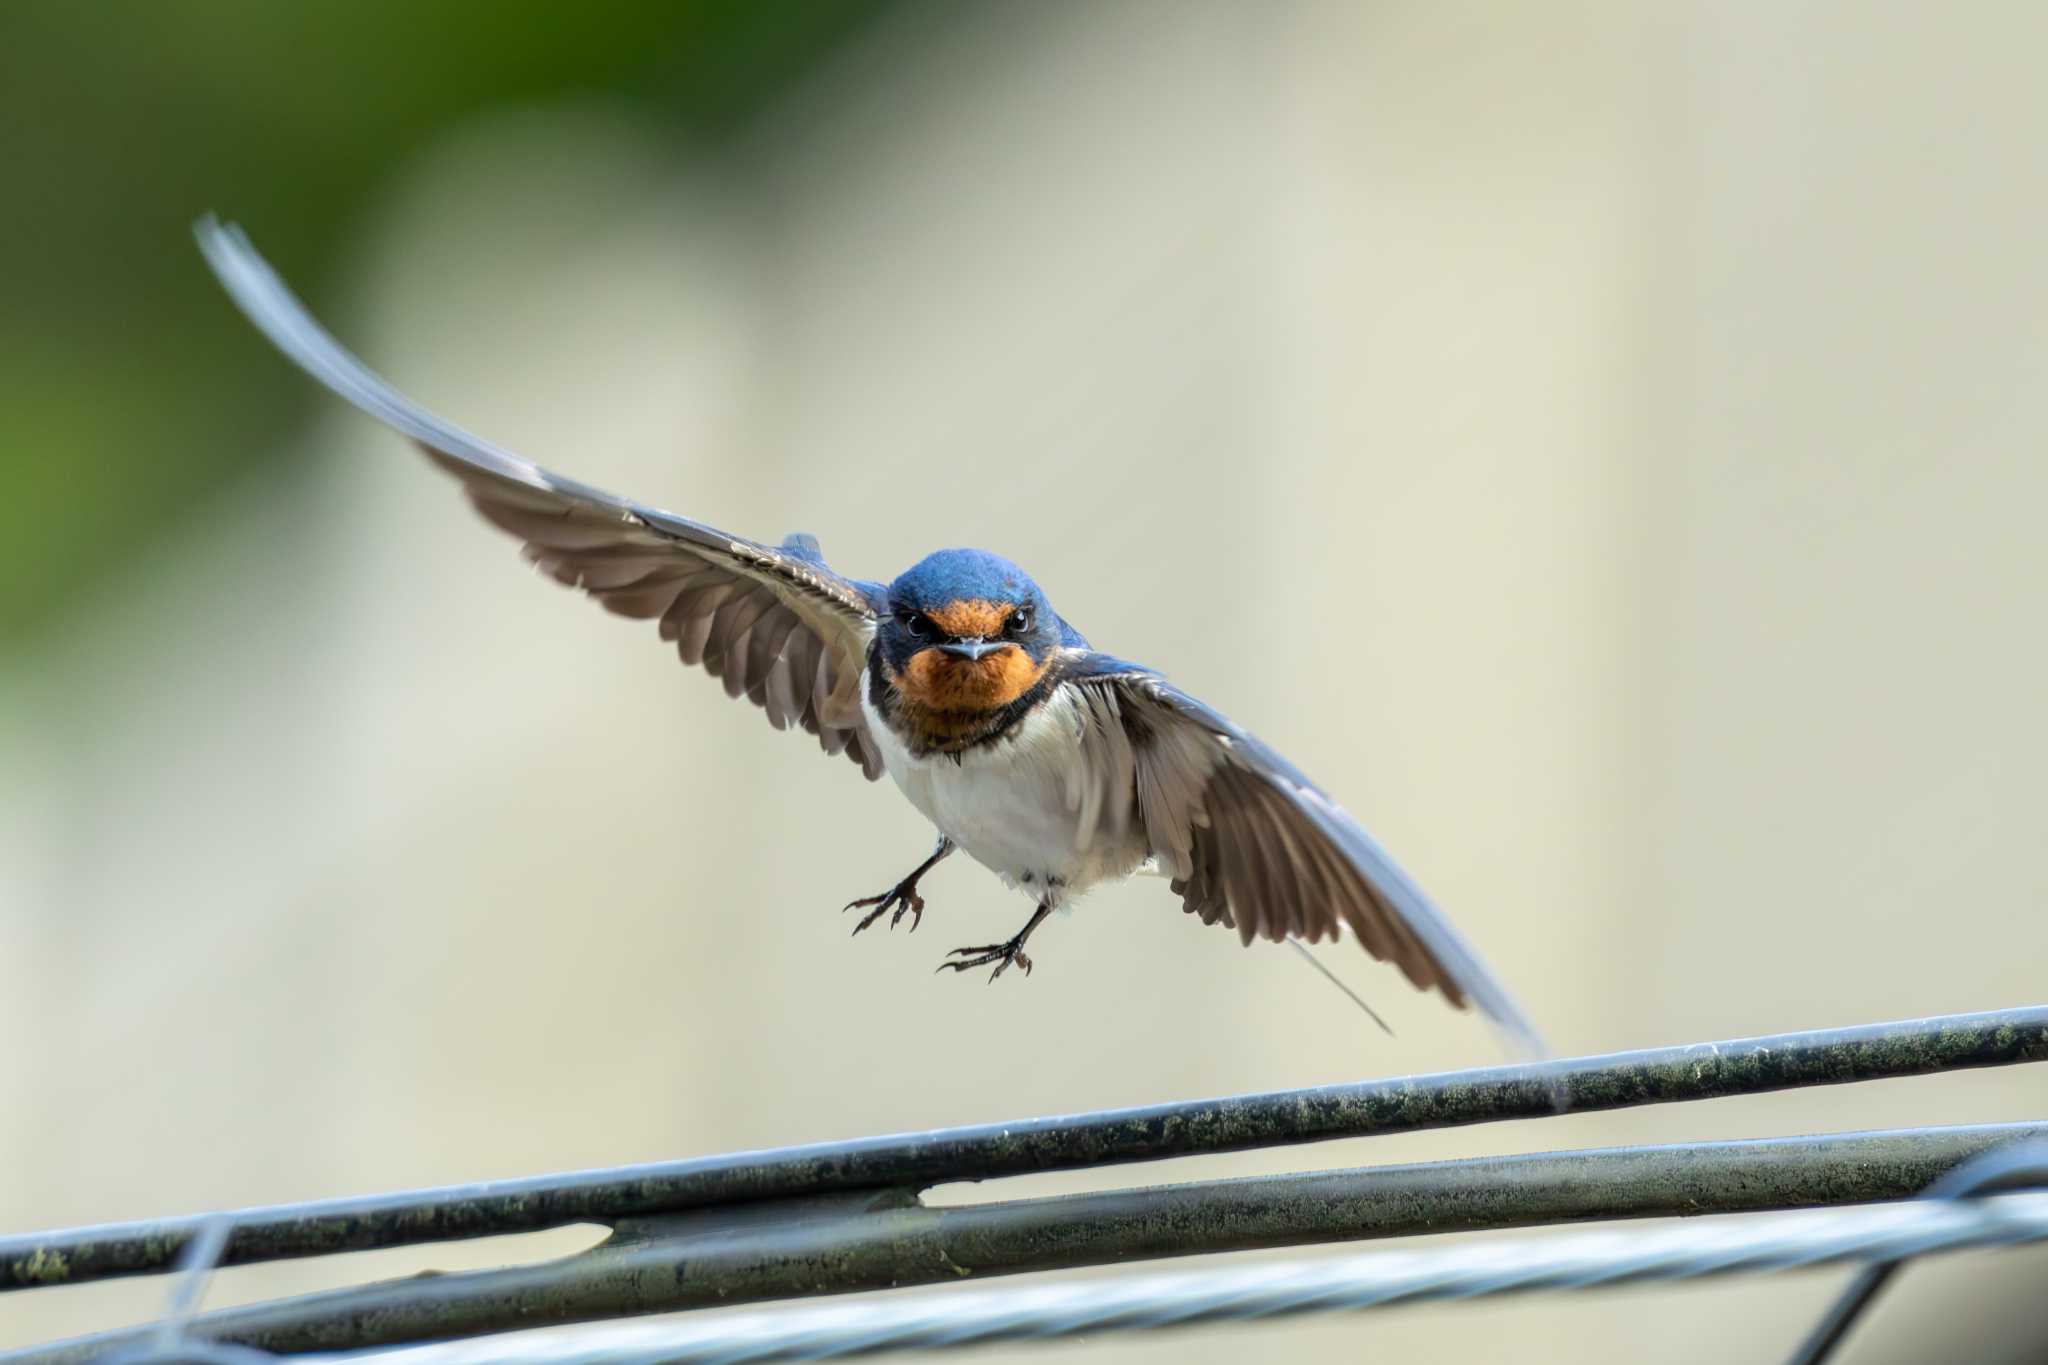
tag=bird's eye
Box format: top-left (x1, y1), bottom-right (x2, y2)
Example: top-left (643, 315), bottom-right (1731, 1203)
top-left (902, 613), bottom-right (930, 639)
top-left (1007, 608), bottom-right (1032, 637)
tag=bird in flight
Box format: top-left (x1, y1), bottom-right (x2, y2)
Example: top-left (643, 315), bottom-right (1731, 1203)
top-left (196, 218), bottom-right (1542, 1056)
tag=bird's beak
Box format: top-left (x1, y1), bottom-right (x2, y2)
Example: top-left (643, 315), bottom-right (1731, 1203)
top-left (937, 639), bottom-right (1002, 661)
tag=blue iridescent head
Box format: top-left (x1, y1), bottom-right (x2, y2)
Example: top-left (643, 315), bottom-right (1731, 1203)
top-left (877, 549), bottom-right (1060, 713)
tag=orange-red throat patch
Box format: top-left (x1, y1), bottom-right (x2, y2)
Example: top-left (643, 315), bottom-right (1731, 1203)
top-left (893, 643), bottom-right (1049, 715)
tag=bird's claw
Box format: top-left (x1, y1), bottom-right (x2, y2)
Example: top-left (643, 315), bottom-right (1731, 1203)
top-left (845, 883), bottom-right (925, 935)
top-left (938, 939), bottom-right (1033, 982)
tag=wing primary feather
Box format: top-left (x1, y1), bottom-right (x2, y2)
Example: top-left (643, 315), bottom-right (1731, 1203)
top-left (1213, 769), bottom-right (1270, 947)
top-left (1221, 773), bottom-right (1297, 942)
top-left (1228, 773), bottom-right (1310, 945)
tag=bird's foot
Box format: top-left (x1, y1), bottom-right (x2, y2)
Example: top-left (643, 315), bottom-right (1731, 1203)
top-left (939, 936), bottom-right (1033, 982)
top-left (845, 880), bottom-right (927, 935)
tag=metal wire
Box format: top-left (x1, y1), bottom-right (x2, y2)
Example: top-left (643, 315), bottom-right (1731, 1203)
top-left (318, 1194), bottom-right (2048, 1365)
top-left (14, 1123), bottom-right (2041, 1365)
top-left (100, 1215), bottom-right (271, 1365)
top-left (12, 1005), bottom-right (2046, 1293)
top-left (155, 1216), bottom-right (232, 1345)
top-left (1285, 940), bottom-right (1393, 1035)
top-left (1785, 1140), bottom-right (2048, 1365)
top-left (8, 1007), bottom-right (2044, 1364)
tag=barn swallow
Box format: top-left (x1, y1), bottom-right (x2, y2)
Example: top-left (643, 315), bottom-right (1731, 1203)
top-left (196, 218), bottom-right (1543, 1055)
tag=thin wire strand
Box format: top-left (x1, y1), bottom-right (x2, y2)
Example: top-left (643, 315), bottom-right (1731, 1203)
top-left (327, 1194), bottom-right (2048, 1365)
top-left (1784, 1141), bottom-right (2048, 1365)
top-left (1286, 939), bottom-right (1393, 1035)
top-left (107, 1216), bottom-right (270, 1365)
top-left (155, 1216), bottom-right (233, 1347)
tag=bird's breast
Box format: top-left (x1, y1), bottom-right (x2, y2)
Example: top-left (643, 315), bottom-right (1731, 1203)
top-left (859, 680), bottom-right (1147, 896)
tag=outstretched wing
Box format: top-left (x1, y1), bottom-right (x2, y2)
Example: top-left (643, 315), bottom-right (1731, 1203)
top-left (1069, 654), bottom-right (1543, 1054)
top-left (197, 218), bottom-right (887, 779)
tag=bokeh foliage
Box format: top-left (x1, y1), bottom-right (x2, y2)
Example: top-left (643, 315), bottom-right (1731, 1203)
top-left (0, 0), bottom-right (887, 648)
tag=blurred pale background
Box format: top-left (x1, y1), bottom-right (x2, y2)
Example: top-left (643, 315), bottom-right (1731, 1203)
top-left (4, 1), bottom-right (2047, 1360)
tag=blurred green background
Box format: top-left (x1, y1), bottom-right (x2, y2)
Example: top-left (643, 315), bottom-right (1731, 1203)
top-left (0, 0), bottom-right (885, 648)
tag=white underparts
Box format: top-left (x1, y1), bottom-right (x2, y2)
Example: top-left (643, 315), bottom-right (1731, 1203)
top-left (860, 679), bottom-right (1150, 906)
